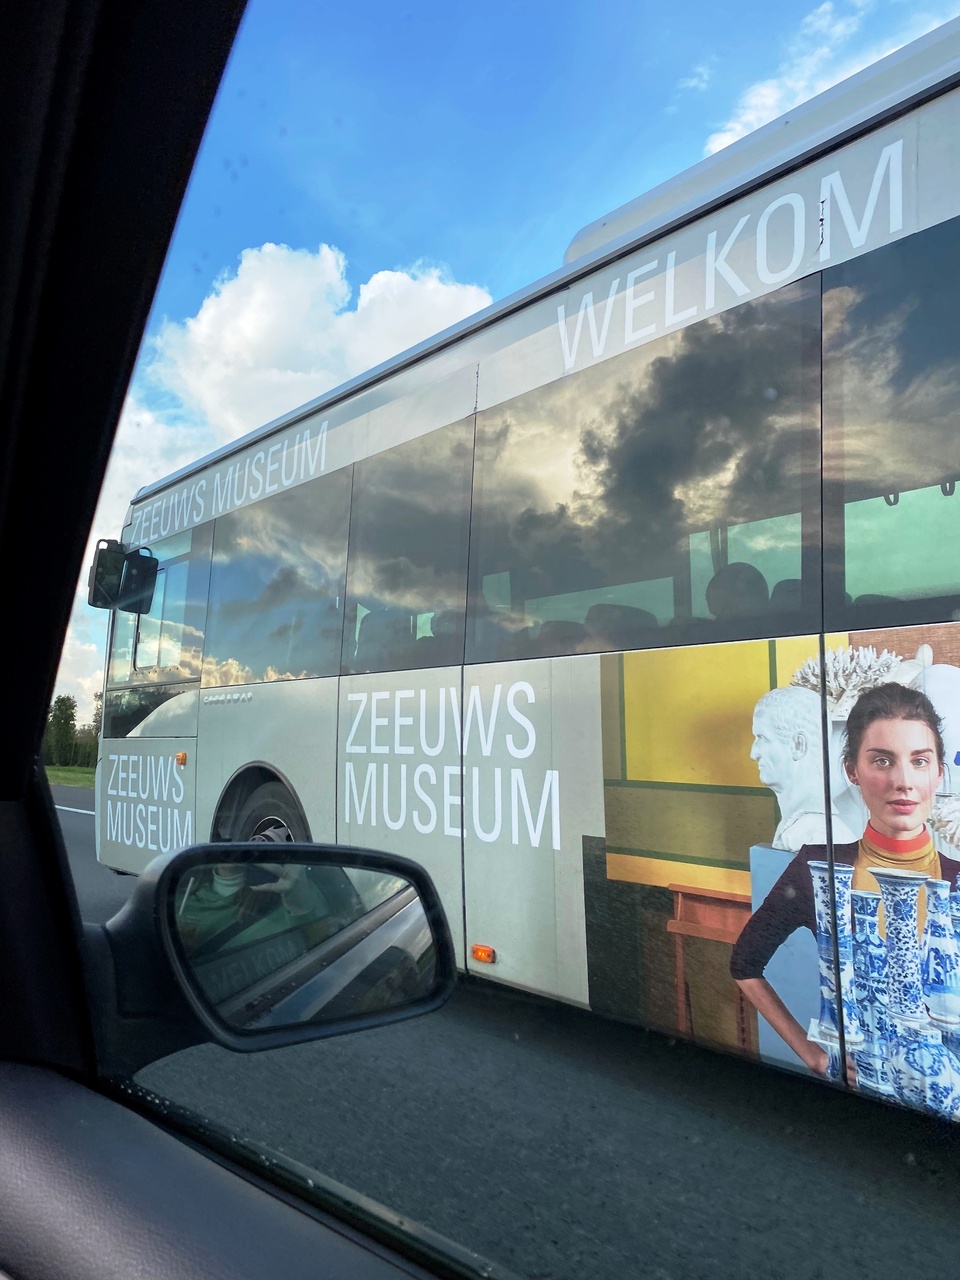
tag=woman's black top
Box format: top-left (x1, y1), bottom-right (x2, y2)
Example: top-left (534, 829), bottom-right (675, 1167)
top-left (729, 842), bottom-right (960, 982)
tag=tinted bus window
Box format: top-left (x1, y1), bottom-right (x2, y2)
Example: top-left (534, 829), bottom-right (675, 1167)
top-left (823, 215), bottom-right (960, 628)
top-left (202, 466), bottom-right (353, 686)
top-left (466, 279), bottom-right (821, 662)
top-left (342, 418), bottom-right (474, 674)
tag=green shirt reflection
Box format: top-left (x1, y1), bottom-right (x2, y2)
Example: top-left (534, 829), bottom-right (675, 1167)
top-left (176, 863), bottom-right (341, 957)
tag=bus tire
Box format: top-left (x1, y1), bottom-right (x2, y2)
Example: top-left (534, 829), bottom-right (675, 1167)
top-left (232, 781), bottom-right (309, 844)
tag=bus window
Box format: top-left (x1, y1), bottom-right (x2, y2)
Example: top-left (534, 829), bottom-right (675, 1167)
top-left (202, 466), bottom-right (352, 686)
top-left (341, 417), bottom-right (474, 674)
top-left (824, 214), bottom-right (960, 627)
top-left (102, 527), bottom-right (212, 737)
top-left (136, 560), bottom-right (191, 670)
top-left (466, 278), bottom-right (821, 662)
top-left (106, 608), bottom-right (136, 686)
top-left (689, 512), bottom-right (805, 620)
top-left (106, 527), bottom-right (211, 686)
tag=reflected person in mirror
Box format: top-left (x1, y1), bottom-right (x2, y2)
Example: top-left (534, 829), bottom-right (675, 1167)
top-left (733, 683), bottom-right (959, 1075)
top-left (176, 860), bottom-right (342, 957)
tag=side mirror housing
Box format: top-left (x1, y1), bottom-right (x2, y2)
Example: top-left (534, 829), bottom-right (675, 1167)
top-left (117, 547), bottom-right (159, 613)
top-left (86, 538), bottom-right (126, 608)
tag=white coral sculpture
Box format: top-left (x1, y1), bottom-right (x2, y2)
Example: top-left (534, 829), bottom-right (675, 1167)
top-left (791, 646), bottom-right (906, 718)
top-left (932, 794), bottom-right (960, 856)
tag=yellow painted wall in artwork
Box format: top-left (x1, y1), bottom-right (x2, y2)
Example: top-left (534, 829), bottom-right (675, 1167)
top-left (622, 641), bottom-right (772, 788)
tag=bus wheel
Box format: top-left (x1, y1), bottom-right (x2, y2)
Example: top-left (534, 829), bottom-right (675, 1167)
top-left (232, 781), bottom-right (308, 844)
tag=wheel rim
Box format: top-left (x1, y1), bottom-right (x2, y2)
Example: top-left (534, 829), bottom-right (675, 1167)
top-left (249, 814), bottom-right (295, 843)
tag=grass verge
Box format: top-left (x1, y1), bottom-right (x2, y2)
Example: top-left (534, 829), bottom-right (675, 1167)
top-left (45, 765), bottom-right (95, 790)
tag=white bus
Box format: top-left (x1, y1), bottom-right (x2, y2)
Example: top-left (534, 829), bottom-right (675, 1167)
top-left (93, 20), bottom-right (960, 1116)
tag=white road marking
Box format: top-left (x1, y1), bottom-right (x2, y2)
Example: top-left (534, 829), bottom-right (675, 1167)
top-left (56, 805), bottom-right (95, 816)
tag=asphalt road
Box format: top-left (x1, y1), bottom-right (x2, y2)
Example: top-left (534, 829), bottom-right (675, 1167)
top-left (56, 787), bottom-right (960, 1280)
top-left (53, 785), bottom-right (131, 924)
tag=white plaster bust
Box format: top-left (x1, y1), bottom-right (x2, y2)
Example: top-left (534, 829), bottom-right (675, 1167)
top-left (751, 686), bottom-right (857, 851)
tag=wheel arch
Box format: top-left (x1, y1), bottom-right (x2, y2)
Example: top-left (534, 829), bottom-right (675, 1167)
top-left (209, 763), bottom-right (312, 843)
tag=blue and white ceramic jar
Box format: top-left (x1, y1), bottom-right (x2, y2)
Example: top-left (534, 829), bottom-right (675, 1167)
top-left (922, 878), bottom-right (960, 1029)
top-left (951, 882), bottom-right (960, 944)
top-left (852, 890), bottom-right (892, 1096)
top-left (872, 867), bottom-right (960, 1118)
top-left (808, 861), bottom-right (862, 1046)
top-left (872, 868), bottom-right (928, 1024)
top-left (886, 1022), bottom-right (960, 1118)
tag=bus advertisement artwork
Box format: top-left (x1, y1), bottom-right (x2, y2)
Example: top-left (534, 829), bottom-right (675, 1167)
top-left (587, 621), bottom-right (960, 1121)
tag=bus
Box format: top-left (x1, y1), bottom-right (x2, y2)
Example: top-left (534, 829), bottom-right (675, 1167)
top-left (92, 18), bottom-right (960, 1118)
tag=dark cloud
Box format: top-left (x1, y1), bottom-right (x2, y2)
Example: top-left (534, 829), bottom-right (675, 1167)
top-left (345, 416), bottom-right (474, 611)
top-left (471, 279), bottom-right (817, 601)
top-left (824, 214), bottom-right (960, 499)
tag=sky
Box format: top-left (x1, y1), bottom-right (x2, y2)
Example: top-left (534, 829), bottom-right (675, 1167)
top-left (58, 0), bottom-right (960, 721)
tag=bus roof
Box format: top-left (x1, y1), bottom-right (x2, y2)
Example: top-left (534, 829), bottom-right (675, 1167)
top-left (134, 15), bottom-right (960, 508)
top-left (565, 16), bottom-right (960, 265)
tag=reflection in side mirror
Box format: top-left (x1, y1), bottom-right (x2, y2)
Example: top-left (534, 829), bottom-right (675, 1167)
top-left (163, 846), bottom-right (454, 1044)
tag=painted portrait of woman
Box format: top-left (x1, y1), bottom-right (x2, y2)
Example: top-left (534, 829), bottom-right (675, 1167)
top-left (731, 682), bottom-right (960, 1075)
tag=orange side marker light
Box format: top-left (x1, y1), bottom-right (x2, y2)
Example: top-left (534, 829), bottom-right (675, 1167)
top-left (472, 944), bottom-right (496, 964)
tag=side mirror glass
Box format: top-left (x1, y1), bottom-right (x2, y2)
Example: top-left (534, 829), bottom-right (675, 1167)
top-left (159, 844), bottom-right (456, 1048)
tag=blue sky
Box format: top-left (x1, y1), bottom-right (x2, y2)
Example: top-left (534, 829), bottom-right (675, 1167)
top-left (59, 0), bottom-right (960, 716)
top-left (153, 0), bottom-right (925, 320)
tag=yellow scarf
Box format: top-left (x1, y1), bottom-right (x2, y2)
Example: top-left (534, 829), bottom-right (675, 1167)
top-left (852, 823), bottom-right (940, 937)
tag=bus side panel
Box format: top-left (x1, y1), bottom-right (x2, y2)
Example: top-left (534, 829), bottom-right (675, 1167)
top-left (195, 676), bottom-right (339, 844)
top-left (97, 738), bottom-right (197, 873)
top-left (337, 668), bottom-right (466, 966)
top-left (461, 656), bottom-right (604, 1005)
top-left (586, 635), bottom-right (826, 1066)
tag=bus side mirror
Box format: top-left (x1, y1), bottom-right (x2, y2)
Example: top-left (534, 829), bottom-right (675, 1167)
top-left (118, 547), bottom-right (159, 614)
top-left (87, 539), bottom-right (126, 608)
top-left (87, 540), bottom-right (158, 613)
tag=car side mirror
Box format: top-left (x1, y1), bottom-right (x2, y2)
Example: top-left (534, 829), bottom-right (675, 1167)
top-left (165, 844), bottom-right (456, 1049)
top-left (87, 842), bottom-right (457, 1074)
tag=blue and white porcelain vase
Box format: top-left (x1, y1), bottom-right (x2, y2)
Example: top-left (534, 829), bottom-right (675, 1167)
top-left (872, 868), bottom-right (928, 1024)
top-left (873, 867), bottom-right (960, 1118)
top-left (886, 1021), bottom-right (960, 1118)
top-left (922, 878), bottom-right (960, 1029)
top-left (808, 861), bottom-right (862, 1046)
top-left (851, 890), bottom-right (892, 1096)
top-left (946, 902), bottom-right (960, 1061)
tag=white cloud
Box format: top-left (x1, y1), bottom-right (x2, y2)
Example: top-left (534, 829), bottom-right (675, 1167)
top-left (705, 4), bottom-right (960, 155)
top-left (678, 61), bottom-right (714, 93)
top-left (151, 242), bottom-right (491, 445)
top-left (54, 244), bottom-right (491, 721)
top-left (53, 633), bottom-right (103, 729)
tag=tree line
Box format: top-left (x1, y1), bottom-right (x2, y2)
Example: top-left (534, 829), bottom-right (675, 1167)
top-left (43, 693), bottom-right (102, 769)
